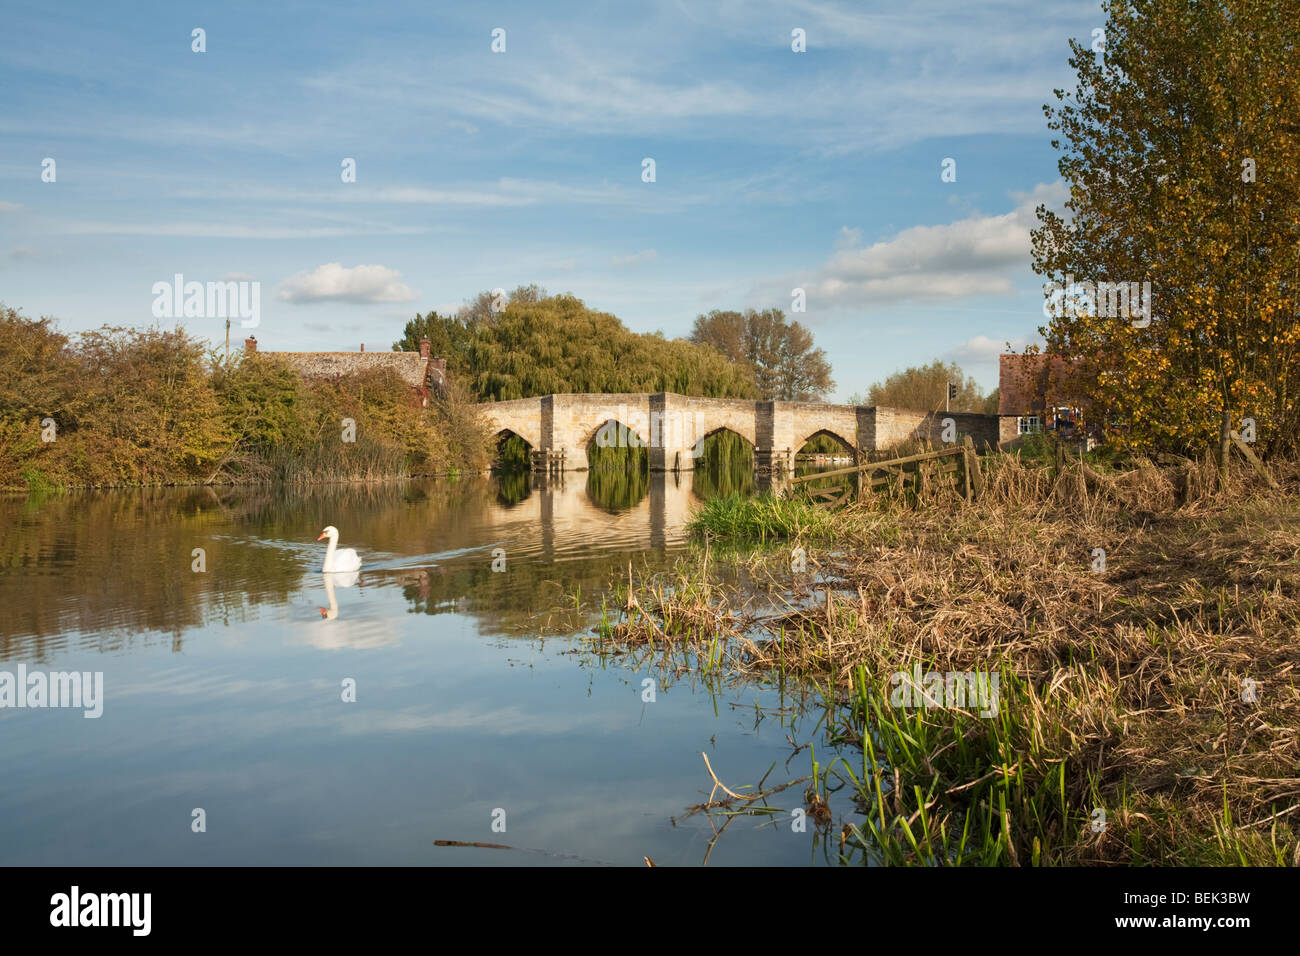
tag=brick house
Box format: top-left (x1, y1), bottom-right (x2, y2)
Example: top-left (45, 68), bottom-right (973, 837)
top-left (998, 353), bottom-right (1097, 446)
top-left (243, 336), bottom-right (446, 407)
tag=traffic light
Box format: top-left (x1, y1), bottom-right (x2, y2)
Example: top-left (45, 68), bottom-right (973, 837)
top-left (948, 383), bottom-right (957, 401)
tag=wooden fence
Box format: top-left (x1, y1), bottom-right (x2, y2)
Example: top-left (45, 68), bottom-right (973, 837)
top-left (787, 435), bottom-right (985, 507)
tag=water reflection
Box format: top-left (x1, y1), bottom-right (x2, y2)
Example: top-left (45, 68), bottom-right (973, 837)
top-left (0, 457), bottom-right (786, 658)
top-left (586, 464), bottom-right (650, 512)
top-left (0, 474), bottom-right (707, 654)
top-left (0, 468), bottom-right (867, 866)
top-left (495, 470), bottom-right (532, 506)
top-left (319, 570), bottom-right (359, 620)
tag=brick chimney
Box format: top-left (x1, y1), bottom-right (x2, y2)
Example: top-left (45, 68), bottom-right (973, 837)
top-left (360, 343), bottom-right (365, 352)
top-left (419, 337), bottom-right (431, 359)
top-left (244, 336), bottom-right (257, 352)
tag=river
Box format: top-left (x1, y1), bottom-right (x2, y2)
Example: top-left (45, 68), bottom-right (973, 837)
top-left (0, 469), bottom-right (866, 866)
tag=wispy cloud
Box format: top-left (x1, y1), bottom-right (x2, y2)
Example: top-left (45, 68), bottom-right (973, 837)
top-left (53, 220), bottom-right (427, 239)
top-left (611, 249), bottom-right (658, 268)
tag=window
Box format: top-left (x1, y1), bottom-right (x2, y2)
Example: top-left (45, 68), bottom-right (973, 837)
top-left (1018, 415), bottom-right (1041, 434)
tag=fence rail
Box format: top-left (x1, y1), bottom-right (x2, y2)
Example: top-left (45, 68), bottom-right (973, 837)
top-left (787, 436), bottom-right (984, 507)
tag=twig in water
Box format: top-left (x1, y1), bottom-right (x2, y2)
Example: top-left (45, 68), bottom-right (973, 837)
top-left (702, 751), bottom-right (748, 801)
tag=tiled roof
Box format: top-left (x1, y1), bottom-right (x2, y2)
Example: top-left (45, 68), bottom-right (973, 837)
top-left (998, 354), bottom-right (1087, 415)
top-left (265, 351), bottom-right (430, 389)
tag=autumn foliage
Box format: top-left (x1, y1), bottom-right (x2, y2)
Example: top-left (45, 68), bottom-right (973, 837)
top-left (0, 304), bottom-right (492, 490)
top-left (1031, 0), bottom-right (1300, 456)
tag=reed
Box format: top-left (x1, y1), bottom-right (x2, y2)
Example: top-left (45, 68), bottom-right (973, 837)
top-left (605, 450), bottom-right (1300, 865)
top-left (687, 493), bottom-right (838, 542)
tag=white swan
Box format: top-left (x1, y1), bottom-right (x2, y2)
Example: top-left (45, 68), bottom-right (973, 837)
top-left (318, 526), bottom-right (362, 573)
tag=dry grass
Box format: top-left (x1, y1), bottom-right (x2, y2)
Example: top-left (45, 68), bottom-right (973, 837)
top-left (597, 452), bottom-right (1300, 864)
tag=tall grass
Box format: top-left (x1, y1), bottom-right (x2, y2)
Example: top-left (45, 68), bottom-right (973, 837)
top-left (252, 435), bottom-right (408, 484)
top-left (688, 493), bottom-right (837, 542)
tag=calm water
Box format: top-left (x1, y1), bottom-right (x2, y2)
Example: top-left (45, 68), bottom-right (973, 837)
top-left (0, 471), bottom-right (863, 866)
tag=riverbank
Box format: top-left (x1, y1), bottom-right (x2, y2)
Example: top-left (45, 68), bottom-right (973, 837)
top-left (3, 468), bottom-right (490, 495)
top-left (601, 451), bottom-right (1300, 865)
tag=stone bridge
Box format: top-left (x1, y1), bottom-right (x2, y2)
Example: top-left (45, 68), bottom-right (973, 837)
top-left (477, 392), bottom-right (1003, 471)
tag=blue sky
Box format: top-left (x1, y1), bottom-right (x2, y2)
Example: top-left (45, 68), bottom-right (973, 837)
top-left (0, 0), bottom-right (1098, 398)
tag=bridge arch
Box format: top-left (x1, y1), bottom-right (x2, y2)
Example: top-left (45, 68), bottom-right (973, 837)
top-left (795, 427), bottom-right (858, 461)
top-left (492, 428), bottom-right (534, 472)
top-left (691, 426), bottom-right (756, 500)
top-left (583, 417), bottom-right (650, 452)
top-left (478, 398), bottom-right (543, 452)
top-left (694, 425), bottom-right (756, 459)
top-left (688, 409), bottom-right (758, 450)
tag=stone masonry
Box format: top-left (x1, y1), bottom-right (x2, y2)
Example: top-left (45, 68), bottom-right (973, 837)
top-left (478, 392), bottom-right (1002, 471)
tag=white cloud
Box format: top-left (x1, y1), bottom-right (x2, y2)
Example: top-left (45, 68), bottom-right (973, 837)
top-left (220, 271), bottom-right (256, 281)
top-left (768, 182), bottom-right (1067, 310)
top-left (834, 226), bottom-right (862, 249)
top-left (611, 249), bottom-right (658, 268)
top-left (947, 334), bottom-right (1024, 364)
top-left (277, 263), bottom-right (417, 305)
top-left (1009, 180), bottom-right (1069, 211)
top-left (941, 333), bottom-right (1032, 391)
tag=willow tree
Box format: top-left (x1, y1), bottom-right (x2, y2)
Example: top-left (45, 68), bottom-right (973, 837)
top-left (1032, 0), bottom-right (1300, 459)
top-left (402, 292), bottom-right (760, 401)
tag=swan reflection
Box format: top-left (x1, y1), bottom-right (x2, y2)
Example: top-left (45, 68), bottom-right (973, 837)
top-left (308, 571), bottom-right (398, 649)
top-left (319, 569), bottom-right (359, 620)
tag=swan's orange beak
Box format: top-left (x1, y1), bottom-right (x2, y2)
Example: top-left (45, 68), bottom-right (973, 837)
top-left (317, 531), bottom-right (327, 540)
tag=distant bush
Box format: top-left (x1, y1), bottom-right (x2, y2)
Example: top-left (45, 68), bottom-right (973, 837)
top-left (0, 304), bottom-right (492, 490)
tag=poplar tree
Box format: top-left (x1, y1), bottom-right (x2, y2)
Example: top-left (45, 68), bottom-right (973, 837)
top-left (1031, 0), bottom-right (1300, 458)
top-left (690, 308), bottom-right (835, 401)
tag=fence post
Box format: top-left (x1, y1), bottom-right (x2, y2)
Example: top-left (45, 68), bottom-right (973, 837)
top-left (962, 434), bottom-right (984, 500)
top-left (1228, 430), bottom-right (1280, 489)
